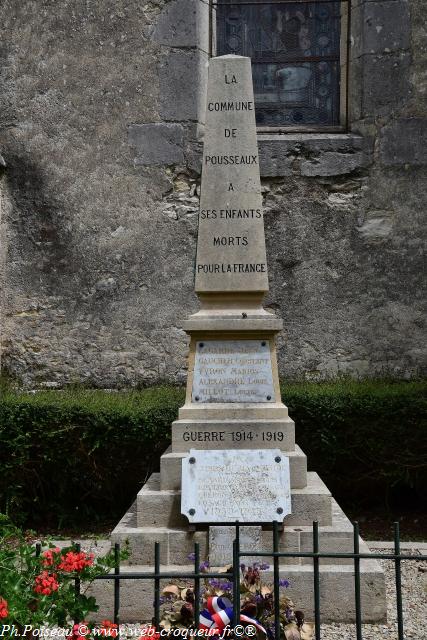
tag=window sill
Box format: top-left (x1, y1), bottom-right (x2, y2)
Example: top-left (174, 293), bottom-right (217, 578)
top-left (258, 133), bottom-right (373, 178)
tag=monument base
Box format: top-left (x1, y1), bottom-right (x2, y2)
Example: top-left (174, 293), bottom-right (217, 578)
top-left (103, 488), bottom-right (386, 623)
top-left (104, 309), bottom-right (386, 622)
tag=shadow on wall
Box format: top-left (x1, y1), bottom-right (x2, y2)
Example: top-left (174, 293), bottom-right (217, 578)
top-left (0, 150), bottom-right (87, 382)
top-left (0, 151), bottom-right (87, 301)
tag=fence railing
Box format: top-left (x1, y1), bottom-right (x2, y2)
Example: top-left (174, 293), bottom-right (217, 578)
top-left (69, 521), bottom-right (427, 640)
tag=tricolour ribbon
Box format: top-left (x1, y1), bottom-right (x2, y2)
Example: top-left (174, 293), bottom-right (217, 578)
top-left (199, 596), bottom-right (266, 634)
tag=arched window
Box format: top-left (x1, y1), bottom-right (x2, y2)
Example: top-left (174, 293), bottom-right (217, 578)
top-left (214, 0), bottom-right (348, 131)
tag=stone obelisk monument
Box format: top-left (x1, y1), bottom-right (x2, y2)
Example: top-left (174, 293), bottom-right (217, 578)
top-left (176, 55), bottom-right (291, 447)
top-left (109, 56), bottom-right (386, 624)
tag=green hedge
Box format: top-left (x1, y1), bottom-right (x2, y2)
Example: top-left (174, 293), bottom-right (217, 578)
top-left (281, 379), bottom-right (427, 510)
top-left (0, 386), bottom-right (184, 528)
top-left (0, 381), bottom-right (426, 529)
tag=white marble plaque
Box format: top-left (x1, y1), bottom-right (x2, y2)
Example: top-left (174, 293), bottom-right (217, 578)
top-left (181, 449), bottom-right (291, 523)
top-left (192, 340), bottom-right (275, 403)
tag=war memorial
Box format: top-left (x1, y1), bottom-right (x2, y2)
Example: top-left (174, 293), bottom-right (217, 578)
top-left (1, 0), bottom-right (426, 635)
top-left (102, 56), bottom-right (387, 623)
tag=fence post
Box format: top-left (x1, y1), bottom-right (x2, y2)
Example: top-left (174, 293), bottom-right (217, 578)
top-left (353, 522), bottom-right (362, 640)
top-left (233, 523), bottom-right (240, 628)
top-left (194, 542), bottom-right (200, 628)
top-left (273, 521), bottom-right (280, 640)
top-left (394, 522), bottom-right (404, 640)
top-left (154, 542), bottom-right (161, 631)
top-left (313, 522), bottom-right (321, 640)
top-left (74, 542), bottom-right (81, 625)
top-left (114, 542), bottom-right (121, 629)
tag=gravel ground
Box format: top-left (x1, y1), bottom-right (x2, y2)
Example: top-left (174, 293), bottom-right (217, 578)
top-left (320, 547), bottom-right (427, 640)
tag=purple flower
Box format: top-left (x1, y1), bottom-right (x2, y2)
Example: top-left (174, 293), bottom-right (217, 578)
top-left (219, 581), bottom-right (233, 591)
top-left (255, 594), bottom-right (264, 603)
top-left (208, 577), bottom-right (231, 590)
top-left (188, 552), bottom-right (196, 561)
top-left (200, 560), bottom-right (210, 571)
top-left (208, 578), bottom-right (221, 589)
top-left (240, 563), bottom-right (246, 572)
top-left (279, 578), bottom-right (290, 588)
top-left (259, 563), bottom-right (270, 570)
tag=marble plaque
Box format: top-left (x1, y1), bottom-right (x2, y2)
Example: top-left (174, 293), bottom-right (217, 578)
top-left (192, 340), bottom-right (275, 403)
top-left (209, 525), bottom-right (262, 566)
top-left (181, 449), bottom-right (291, 523)
top-left (195, 55), bottom-right (268, 293)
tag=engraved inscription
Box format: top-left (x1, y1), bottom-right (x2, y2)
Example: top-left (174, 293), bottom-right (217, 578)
top-left (181, 430), bottom-right (286, 443)
top-left (195, 56), bottom-right (268, 293)
top-left (181, 449), bottom-right (291, 523)
top-left (210, 526), bottom-right (261, 566)
top-left (207, 100), bottom-right (253, 111)
top-left (192, 340), bottom-right (275, 403)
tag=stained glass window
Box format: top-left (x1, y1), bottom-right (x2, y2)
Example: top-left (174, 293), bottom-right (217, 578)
top-left (215, 0), bottom-right (345, 129)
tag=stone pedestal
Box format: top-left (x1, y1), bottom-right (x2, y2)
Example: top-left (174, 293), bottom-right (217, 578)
top-left (108, 56), bottom-right (386, 623)
top-left (102, 497), bottom-right (387, 623)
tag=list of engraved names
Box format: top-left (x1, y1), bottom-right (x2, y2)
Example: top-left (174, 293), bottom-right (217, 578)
top-left (192, 340), bottom-right (275, 403)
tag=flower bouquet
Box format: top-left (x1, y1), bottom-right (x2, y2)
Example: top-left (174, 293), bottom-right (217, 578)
top-left (159, 559), bottom-right (314, 640)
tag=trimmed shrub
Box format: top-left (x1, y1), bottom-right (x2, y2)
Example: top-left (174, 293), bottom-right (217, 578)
top-left (0, 381), bottom-right (425, 528)
top-left (0, 386), bottom-right (184, 528)
top-left (282, 379), bottom-right (427, 509)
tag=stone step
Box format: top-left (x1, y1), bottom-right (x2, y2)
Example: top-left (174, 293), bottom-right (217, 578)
top-left (177, 403), bottom-right (289, 421)
top-left (285, 472), bottom-right (332, 526)
top-left (136, 474), bottom-right (187, 528)
top-left (136, 471), bottom-right (332, 529)
top-left (112, 498), bottom-right (353, 567)
top-left (161, 444), bottom-right (307, 490)
top-left (171, 417), bottom-right (295, 452)
top-left (88, 557), bottom-right (386, 624)
top-left (112, 503), bottom-right (208, 565)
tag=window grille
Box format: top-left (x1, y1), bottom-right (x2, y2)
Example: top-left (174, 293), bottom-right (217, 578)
top-left (213, 0), bottom-right (349, 130)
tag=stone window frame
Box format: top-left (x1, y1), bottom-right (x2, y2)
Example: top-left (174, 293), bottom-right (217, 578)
top-left (192, 0), bottom-right (369, 177)
top-left (209, 0), bottom-right (350, 134)
top-left (131, 0), bottom-right (412, 177)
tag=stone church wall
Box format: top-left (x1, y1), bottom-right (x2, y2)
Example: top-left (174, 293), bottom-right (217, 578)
top-left (0, 0), bottom-right (425, 387)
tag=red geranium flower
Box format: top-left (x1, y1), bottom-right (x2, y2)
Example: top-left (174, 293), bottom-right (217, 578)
top-left (98, 620), bottom-right (119, 637)
top-left (34, 571), bottom-right (59, 595)
top-left (42, 547), bottom-right (61, 567)
top-left (70, 622), bottom-right (90, 640)
top-left (58, 551), bottom-right (94, 572)
top-left (0, 598), bottom-right (8, 619)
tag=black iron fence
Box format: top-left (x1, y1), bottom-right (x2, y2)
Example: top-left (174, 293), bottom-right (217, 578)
top-left (75, 522), bottom-right (426, 640)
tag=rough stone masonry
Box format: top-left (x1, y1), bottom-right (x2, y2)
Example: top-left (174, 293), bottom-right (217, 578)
top-left (0, 0), bottom-right (426, 387)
